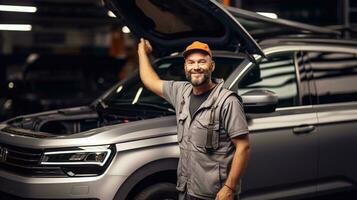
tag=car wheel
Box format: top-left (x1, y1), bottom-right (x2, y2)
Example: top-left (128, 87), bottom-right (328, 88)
top-left (134, 182), bottom-right (178, 200)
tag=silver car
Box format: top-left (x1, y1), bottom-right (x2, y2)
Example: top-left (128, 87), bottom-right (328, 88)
top-left (1, 0), bottom-right (357, 200)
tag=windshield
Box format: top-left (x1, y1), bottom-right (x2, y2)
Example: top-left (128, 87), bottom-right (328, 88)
top-left (103, 56), bottom-right (244, 111)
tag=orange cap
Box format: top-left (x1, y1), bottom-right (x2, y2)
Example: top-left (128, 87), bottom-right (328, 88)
top-left (183, 41), bottom-right (212, 58)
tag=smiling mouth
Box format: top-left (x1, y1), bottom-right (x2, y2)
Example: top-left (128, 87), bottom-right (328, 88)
top-left (191, 74), bottom-right (203, 77)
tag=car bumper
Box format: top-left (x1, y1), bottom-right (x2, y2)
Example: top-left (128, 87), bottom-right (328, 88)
top-left (0, 170), bottom-right (127, 200)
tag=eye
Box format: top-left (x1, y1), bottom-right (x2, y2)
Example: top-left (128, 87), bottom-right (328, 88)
top-left (198, 60), bottom-right (208, 66)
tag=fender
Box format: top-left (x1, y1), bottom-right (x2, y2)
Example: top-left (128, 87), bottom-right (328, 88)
top-left (113, 158), bottom-right (178, 200)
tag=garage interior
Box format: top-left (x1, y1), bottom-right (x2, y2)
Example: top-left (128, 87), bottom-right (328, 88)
top-left (0, 0), bottom-right (357, 199)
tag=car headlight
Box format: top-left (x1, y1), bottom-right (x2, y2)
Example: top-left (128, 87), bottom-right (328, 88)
top-left (41, 146), bottom-right (111, 166)
top-left (40, 145), bottom-right (115, 177)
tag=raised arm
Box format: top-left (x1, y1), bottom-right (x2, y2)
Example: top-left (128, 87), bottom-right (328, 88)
top-left (137, 38), bottom-right (164, 98)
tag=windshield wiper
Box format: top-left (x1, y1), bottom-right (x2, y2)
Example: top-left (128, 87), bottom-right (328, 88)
top-left (134, 102), bottom-right (175, 113)
top-left (109, 102), bottom-right (175, 113)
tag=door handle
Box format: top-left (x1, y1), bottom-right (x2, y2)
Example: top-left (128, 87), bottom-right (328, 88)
top-left (293, 125), bottom-right (315, 134)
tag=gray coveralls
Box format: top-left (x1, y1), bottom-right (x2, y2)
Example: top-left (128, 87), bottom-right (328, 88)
top-left (162, 78), bottom-right (249, 200)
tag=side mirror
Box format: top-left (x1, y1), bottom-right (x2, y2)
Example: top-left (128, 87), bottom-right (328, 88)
top-left (241, 89), bottom-right (278, 113)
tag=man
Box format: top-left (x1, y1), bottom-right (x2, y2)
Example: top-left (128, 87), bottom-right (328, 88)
top-left (137, 38), bottom-right (250, 200)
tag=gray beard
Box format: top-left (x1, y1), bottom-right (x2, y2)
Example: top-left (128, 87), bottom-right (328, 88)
top-left (185, 72), bottom-right (211, 86)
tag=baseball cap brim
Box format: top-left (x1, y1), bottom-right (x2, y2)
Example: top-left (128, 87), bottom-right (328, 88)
top-left (183, 49), bottom-right (211, 58)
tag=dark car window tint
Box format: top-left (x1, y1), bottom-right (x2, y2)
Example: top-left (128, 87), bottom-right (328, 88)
top-left (306, 52), bottom-right (357, 104)
top-left (106, 57), bottom-right (244, 108)
top-left (238, 53), bottom-right (299, 108)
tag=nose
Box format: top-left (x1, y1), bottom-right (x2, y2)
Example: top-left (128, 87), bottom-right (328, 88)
top-left (193, 63), bottom-right (200, 70)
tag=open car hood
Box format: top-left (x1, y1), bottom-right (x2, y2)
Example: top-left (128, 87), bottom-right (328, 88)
top-left (105, 0), bottom-right (264, 57)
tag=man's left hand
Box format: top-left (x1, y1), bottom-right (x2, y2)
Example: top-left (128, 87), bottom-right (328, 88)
top-left (215, 185), bottom-right (234, 200)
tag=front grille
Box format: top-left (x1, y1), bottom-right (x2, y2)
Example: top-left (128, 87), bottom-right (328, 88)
top-left (0, 144), bottom-right (66, 177)
top-left (0, 191), bottom-right (99, 200)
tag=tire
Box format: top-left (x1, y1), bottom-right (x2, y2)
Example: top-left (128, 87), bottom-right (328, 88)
top-left (134, 182), bottom-right (178, 200)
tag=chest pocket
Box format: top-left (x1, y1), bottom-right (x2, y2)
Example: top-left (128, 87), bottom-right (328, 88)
top-left (177, 112), bottom-right (188, 143)
top-left (191, 116), bottom-right (220, 152)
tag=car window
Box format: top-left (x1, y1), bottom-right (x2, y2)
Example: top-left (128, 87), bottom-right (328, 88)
top-left (238, 52), bottom-right (300, 108)
top-left (105, 57), bottom-right (244, 108)
top-left (306, 51), bottom-right (357, 104)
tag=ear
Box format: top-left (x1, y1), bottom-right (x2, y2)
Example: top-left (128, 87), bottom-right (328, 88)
top-left (211, 60), bottom-right (215, 72)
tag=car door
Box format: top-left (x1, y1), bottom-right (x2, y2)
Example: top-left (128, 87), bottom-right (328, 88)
top-left (231, 51), bottom-right (318, 199)
top-left (304, 50), bottom-right (357, 193)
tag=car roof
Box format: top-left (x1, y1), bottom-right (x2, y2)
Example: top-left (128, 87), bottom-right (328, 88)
top-left (259, 38), bottom-right (357, 49)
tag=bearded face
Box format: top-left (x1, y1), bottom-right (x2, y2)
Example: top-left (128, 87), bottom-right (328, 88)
top-left (184, 51), bottom-right (214, 87)
top-left (185, 69), bottom-right (211, 86)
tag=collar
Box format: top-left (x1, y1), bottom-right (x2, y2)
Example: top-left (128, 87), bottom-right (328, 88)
top-left (184, 78), bottom-right (224, 109)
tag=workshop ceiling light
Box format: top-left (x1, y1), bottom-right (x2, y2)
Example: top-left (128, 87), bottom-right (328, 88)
top-left (132, 87), bottom-right (143, 104)
top-left (108, 10), bottom-right (116, 18)
top-left (0, 24), bottom-right (32, 31)
top-left (257, 12), bottom-right (278, 19)
top-left (0, 5), bottom-right (37, 13)
top-left (116, 85), bottom-right (123, 93)
top-left (8, 82), bottom-right (14, 89)
top-left (122, 26), bottom-right (130, 33)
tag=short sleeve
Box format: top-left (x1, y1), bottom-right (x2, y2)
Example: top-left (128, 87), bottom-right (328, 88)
top-left (221, 95), bottom-right (249, 138)
top-left (162, 80), bottom-right (187, 109)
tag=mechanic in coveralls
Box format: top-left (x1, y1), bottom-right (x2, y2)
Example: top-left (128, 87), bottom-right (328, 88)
top-left (137, 38), bottom-right (250, 200)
